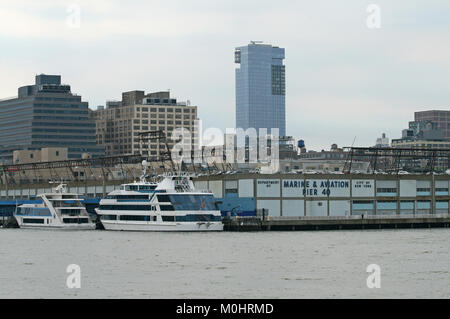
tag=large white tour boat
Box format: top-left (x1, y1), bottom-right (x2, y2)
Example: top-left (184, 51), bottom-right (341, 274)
top-left (96, 163), bottom-right (223, 232)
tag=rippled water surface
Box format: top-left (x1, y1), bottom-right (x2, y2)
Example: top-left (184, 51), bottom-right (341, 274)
top-left (0, 228), bottom-right (449, 298)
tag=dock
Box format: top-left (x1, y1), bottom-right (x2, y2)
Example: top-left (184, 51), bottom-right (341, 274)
top-left (223, 214), bottom-right (450, 231)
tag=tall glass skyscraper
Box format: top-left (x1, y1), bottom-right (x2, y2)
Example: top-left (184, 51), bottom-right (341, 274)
top-left (0, 74), bottom-right (104, 163)
top-left (235, 42), bottom-right (286, 137)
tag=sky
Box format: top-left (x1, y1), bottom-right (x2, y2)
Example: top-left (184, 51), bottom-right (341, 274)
top-left (0, 0), bottom-right (449, 151)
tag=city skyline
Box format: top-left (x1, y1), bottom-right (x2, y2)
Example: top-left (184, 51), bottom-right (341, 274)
top-left (1, 1), bottom-right (450, 151)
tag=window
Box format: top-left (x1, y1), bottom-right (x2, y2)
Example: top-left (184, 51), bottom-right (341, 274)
top-left (160, 205), bottom-right (175, 211)
top-left (376, 188), bottom-right (397, 193)
top-left (63, 218), bottom-right (89, 224)
top-left (106, 195), bottom-right (149, 200)
top-left (119, 215), bottom-right (149, 221)
top-left (168, 194), bottom-right (217, 210)
top-left (23, 218), bottom-right (45, 224)
top-left (99, 205), bottom-right (153, 210)
top-left (162, 216), bottom-right (175, 222)
top-left (157, 195), bottom-right (171, 202)
top-left (176, 214), bottom-right (222, 222)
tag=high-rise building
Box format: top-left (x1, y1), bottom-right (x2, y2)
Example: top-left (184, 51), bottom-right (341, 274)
top-left (90, 91), bottom-right (198, 157)
top-left (414, 110), bottom-right (450, 140)
top-left (0, 74), bottom-right (104, 163)
top-left (235, 42), bottom-right (286, 137)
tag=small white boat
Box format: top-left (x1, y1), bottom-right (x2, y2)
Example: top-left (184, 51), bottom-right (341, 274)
top-left (14, 183), bottom-right (96, 230)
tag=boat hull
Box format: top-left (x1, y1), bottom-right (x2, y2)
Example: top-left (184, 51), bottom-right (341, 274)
top-left (101, 220), bottom-right (224, 232)
top-left (16, 221), bottom-right (96, 231)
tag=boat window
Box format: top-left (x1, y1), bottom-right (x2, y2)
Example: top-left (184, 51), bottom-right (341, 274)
top-left (159, 205), bottom-right (175, 211)
top-left (162, 216), bottom-right (175, 222)
top-left (63, 218), bottom-right (89, 224)
top-left (156, 195), bottom-right (171, 203)
top-left (106, 195), bottom-right (149, 200)
top-left (16, 207), bottom-right (51, 216)
top-left (61, 209), bottom-right (82, 216)
top-left (139, 185), bottom-right (156, 191)
top-left (23, 218), bottom-right (45, 224)
top-left (100, 214), bottom-right (117, 220)
top-left (168, 194), bottom-right (218, 211)
top-left (99, 205), bottom-right (152, 211)
top-left (176, 214), bottom-right (222, 222)
top-left (119, 215), bottom-right (150, 221)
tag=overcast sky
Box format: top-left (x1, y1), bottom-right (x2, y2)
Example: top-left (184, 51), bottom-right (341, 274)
top-left (1, 0), bottom-right (449, 151)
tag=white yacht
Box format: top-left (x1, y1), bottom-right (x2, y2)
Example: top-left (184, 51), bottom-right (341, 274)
top-left (14, 183), bottom-right (96, 230)
top-left (96, 166), bottom-right (223, 232)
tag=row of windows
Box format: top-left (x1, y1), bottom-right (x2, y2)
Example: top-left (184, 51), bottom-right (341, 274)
top-left (99, 205), bottom-right (153, 210)
top-left (62, 218), bottom-right (90, 224)
top-left (32, 141), bottom-right (98, 146)
top-left (133, 122), bottom-right (192, 129)
top-left (32, 128), bottom-right (96, 134)
top-left (34, 103), bottom-right (87, 109)
top-left (137, 107), bottom-right (194, 113)
top-left (34, 116), bottom-right (89, 121)
top-left (22, 218), bottom-right (45, 224)
top-left (35, 97), bottom-right (81, 102)
top-left (16, 207), bottom-right (51, 216)
top-left (99, 214), bottom-right (221, 222)
top-left (0, 110), bottom-right (33, 120)
top-left (32, 134), bottom-right (96, 140)
top-left (67, 147), bottom-right (105, 153)
top-left (33, 122), bottom-right (96, 128)
top-left (134, 114), bottom-right (193, 121)
top-left (34, 109), bottom-right (88, 115)
top-left (376, 188), bottom-right (397, 193)
top-left (60, 209), bottom-right (83, 216)
top-left (105, 195), bottom-right (150, 200)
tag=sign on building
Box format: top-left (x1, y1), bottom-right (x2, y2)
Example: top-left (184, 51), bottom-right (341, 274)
top-left (257, 179), bottom-right (280, 197)
top-left (352, 180), bottom-right (374, 197)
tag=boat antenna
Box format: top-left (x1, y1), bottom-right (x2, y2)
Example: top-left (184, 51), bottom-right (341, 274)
top-left (140, 160), bottom-right (148, 183)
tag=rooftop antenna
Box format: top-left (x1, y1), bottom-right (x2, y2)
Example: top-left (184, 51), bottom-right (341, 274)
top-left (250, 40), bottom-right (264, 45)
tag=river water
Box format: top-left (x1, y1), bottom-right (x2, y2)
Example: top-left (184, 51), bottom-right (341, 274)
top-left (0, 228), bottom-right (449, 298)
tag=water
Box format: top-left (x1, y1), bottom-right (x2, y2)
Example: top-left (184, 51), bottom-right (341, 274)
top-left (0, 228), bottom-right (449, 298)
